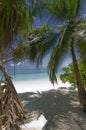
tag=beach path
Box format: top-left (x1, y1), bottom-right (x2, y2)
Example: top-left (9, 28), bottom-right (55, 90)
top-left (19, 89), bottom-right (86, 130)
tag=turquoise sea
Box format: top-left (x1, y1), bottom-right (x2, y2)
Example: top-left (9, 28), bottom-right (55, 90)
top-left (12, 72), bottom-right (49, 81)
top-left (0, 68), bottom-right (71, 93)
top-left (12, 69), bottom-right (63, 82)
top-left (0, 68), bottom-right (63, 82)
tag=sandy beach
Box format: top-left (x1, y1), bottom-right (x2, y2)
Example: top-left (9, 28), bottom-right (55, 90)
top-left (13, 78), bottom-right (86, 130)
top-left (13, 78), bottom-right (71, 93)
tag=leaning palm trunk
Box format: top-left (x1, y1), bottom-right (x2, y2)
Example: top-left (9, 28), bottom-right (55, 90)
top-left (71, 39), bottom-right (86, 110)
top-left (0, 65), bottom-right (25, 130)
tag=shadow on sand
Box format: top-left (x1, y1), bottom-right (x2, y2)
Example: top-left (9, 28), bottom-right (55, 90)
top-left (19, 89), bottom-right (86, 130)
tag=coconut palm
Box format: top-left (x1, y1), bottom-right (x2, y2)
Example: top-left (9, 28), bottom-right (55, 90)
top-left (47, 0), bottom-right (86, 110)
top-left (0, 0), bottom-right (38, 129)
top-left (29, 0), bottom-right (86, 110)
top-left (0, 0), bottom-right (33, 48)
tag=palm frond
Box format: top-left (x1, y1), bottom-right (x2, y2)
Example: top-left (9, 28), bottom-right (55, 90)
top-left (45, 0), bottom-right (67, 21)
top-left (0, 0), bottom-right (34, 49)
top-left (48, 23), bottom-right (73, 84)
top-left (28, 30), bottom-right (59, 65)
top-left (74, 19), bottom-right (86, 64)
top-left (45, 0), bottom-right (81, 21)
top-left (71, 0), bottom-right (81, 17)
top-left (66, 0), bottom-right (81, 18)
top-left (77, 40), bottom-right (86, 65)
top-left (37, 32), bottom-right (58, 66)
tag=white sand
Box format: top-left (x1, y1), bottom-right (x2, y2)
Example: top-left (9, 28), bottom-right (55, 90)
top-left (13, 78), bottom-right (76, 130)
top-left (13, 78), bottom-right (71, 93)
top-left (12, 79), bottom-right (86, 130)
top-left (19, 89), bottom-right (86, 130)
top-left (20, 114), bottom-right (47, 130)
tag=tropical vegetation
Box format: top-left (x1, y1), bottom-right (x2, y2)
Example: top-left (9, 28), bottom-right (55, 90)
top-left (27, 0), bottom-right (86, 111)
top-left (60, 62), bottom-right (86, 88)
top-left (0, 0), bottom-right (39, 129)
top-left (0, 0), bottom-right (86, 129)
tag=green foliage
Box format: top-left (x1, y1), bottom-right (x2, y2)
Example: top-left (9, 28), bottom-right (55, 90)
top-left (27, 22), bottom-right (49, 39)
top-left (25, 0), bottom-right (86, 85)
top-left (27, 24), bottom-right (58, 65)
top-left (78, 62), bottom-right (86, 87)
top-left (11, 23), bottom-right (50, 63)
top-left (0, 0), bottom-right (42, 65)
top-left (60, 64), bottom-right (76, 87)
top-left (60, 62), bottom-right (86, 87)
top-left (74, 19), bottom-right (86, 65)
top-left (45, 0), bottom-right (81, 21)
top-left (38, 0), bottom-right (86, 84)
top-left (77, 40), bottom-right (86, 65)
top-left (48, 23), bottom-right (74, 84)
top-left (0, 0), bottom-right (33, 49)
top-left (12, 44), bottom-right (29, 62)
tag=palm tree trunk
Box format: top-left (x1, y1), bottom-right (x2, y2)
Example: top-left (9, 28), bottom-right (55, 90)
top-left (71, 38), bottom-right (86, 111)
top-left (0, 65), bottom-right (25, 129)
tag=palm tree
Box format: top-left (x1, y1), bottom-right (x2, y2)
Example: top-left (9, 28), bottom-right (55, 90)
top-left (0, 0), bottom-right (37, 129)
top-left (29, 0), bottom-right (86, 111)
top-left (0, 0), bottom-right (34, 47)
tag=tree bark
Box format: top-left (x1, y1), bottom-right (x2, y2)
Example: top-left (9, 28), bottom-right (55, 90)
top-left (0, 65), bottom-right (25, 129)
top-left (71, 38), bottom-right (86, 111)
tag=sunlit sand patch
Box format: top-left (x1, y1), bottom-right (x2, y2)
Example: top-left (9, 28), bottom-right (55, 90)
top-left (20, 114), bottom-right (47, 130)
top-left (13, 78), bottom-right (71, 93)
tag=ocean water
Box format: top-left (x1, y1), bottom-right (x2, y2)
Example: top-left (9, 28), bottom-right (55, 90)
top-left (11, 68), bottom-right (63, 82)
top-left (12, 72), bottom-right (48, 81)
top-left (0, 68), bottom-right (71, 93)
top-left (0, 68), bottom-right (48, 80)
